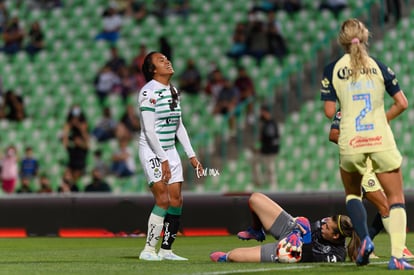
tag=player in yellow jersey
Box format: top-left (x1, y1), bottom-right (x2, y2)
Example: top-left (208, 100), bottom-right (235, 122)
top-left (329, 110), bottom-right (414, 260)
top-left (321, 18), bottom-right (412, 270)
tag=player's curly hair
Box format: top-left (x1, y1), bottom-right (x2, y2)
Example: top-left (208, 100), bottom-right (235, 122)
top-left (332, 214), bottom-right (360, 262)
top-left (338, 18), bottom-right (371, 82)
top-left (142, 51), bottom-right (157, 82)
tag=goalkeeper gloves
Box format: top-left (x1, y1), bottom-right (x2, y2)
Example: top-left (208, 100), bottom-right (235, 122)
top-left (284, 230), bottom-right (303, 252)
top-left (295, 216), bottom-right (311, 244)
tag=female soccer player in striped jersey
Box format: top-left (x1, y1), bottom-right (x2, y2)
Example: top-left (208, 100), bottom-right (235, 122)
top-left (321, 18), bottom-right (413, 270)
top-left (138, 52), bottom-right (203, 261)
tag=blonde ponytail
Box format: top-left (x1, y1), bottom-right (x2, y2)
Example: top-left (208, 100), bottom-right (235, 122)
top-left (338, 18), bottom-right (371, 81)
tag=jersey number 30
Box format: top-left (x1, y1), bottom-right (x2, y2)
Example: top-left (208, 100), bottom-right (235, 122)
top-left (353, 93), bottom-right (373, 132)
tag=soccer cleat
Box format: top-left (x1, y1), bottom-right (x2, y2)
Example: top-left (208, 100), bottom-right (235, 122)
top-left (210, 251), bottom-right (227, 262)
top-left (139, 250), bottom-right (162, 261)
top-left (356, 236), bottom-right (374, 266)
top-left (158, 249), bottom-right (188, 261)
top-left (403, 247), bottom-right (414, 259)
top-left (237, 227), bottom-right (266, 242)
top-left (388, 256), bottom-right (414, 270)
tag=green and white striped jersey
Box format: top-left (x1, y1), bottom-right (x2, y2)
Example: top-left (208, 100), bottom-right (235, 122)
top-left (138, 80), bottom-right (181, 151)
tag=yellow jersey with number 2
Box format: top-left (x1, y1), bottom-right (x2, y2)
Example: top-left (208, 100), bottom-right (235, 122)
top-left (320, 53), bottom-right (401, 155)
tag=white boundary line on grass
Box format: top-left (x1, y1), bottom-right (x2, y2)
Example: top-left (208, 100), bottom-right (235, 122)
top-left (190, 260), bottom-right (390, 275)
top-left (189, 265), bottom-right (313, 275)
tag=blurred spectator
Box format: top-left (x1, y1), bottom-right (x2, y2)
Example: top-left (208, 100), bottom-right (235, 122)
top-left (25, 21), bottom-right (44, 58)
top-left (319, 0), bottom-right (348, 18)
top-left (106, 46), bottom-right (127, 77)
top-left (95, 5), bottom-right (123, 45)
top-left (1, 145), bottom-right (18, 194)
top-left (131, 44), bottom-right (147, 91)
top-left (266, 11), bottom-right (288, 62)
top-left (61, 104), bottom-right (90, 183)
top-left (179, 58), bottom-right (202, 95)
top-left (212, 78), bottom-right (240, 136)
top-left (26, 0), bottom-right (63, 10)
top-left (132, 43), bottom-right (148, 71)
top-left (205, 68), bottom-right (226, 111)
top-left (206, 61), bottom-right (219, 82)
top-left (227, 22), bottom-right (247, 64)
top-left (234, 66), bottom-right (256, 124)
top-left (16, 177), bottom-right (33, 193)
top-left (385, 0), bottom-right (401, 23)
top-left (250, 0), bottom-right (278, 13)
top-left (37, 173), bottom-right (53, 193)
top-left (130, 64), bottom-right (146, 93)
top-left (114, 65), bottom-right (135, 104)
top-left (115, 104), bottom-right (140, 142)
top-left (283, 0), bottom-right (302, 14)
top-left (110, 138), bottom-right (135, 178)
top-left (84, 168), bottom-right (111, 192)
top-left (20, 146), bottom-right (39, 179)
top-left (91, 106), bottom-right (117, 142)
top-left (94, 64), bottom-right (120, 107)
top-left (127, 0), bottom-right (147, 22)
top-left (245, 19), bottom-right (268, 65)
top-left (110, 0), bottom-right (130, 14)
top-left (152, 0), bottom-right (169, 24)
top-left (171, 0), bottom-right (190, 19)
top-left (253, 105), bottom-right (280, 188)
top-left (2, 16), bottom-right (24, 55)
top-left (3, 89), bottom-right (25, 121)
top-left (159, 36), bottom-right (172, 62)
top-left (92, 149), bottom-right (110, 176)
top-left (112, 0), bottom-right (147, 22)
top-left (0, 2), bottom-right (9, 33)
top-left (57, 170), bottom-right (79, 193)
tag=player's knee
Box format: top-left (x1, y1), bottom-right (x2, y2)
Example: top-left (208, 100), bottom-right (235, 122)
top-left (249, 192), bottom-right (261, 205)
top-left (155, 194), bottom-right (170, 208)
top-left (169, 196), bottom-right (183, 207)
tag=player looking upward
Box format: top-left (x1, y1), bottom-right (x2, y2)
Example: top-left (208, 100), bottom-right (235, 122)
top-left (138, 52), bottom-right (203, 261)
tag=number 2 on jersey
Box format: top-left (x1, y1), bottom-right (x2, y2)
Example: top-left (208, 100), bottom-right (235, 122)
top-left (352, 93), bottom-right (374, 131)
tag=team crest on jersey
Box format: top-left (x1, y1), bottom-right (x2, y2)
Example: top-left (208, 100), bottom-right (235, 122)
top-left (153, 167), bottom-right (162, 178)
top-left (150, 98), bottom-right (156, 105)
top-left (367, 178), bottom-right (375, 187)
top-left (321, 77), bottom-right (330, 88)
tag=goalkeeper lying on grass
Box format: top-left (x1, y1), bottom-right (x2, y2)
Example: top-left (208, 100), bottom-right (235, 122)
top-left (210, 192), bottom-right (359, 263)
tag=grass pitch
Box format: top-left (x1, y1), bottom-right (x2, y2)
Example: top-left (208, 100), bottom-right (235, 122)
top-left (0, 233), bottom-right (412, 275)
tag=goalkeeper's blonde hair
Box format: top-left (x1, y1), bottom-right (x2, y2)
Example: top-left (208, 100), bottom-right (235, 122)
top-left (338, 18), bottom-right (371, 82)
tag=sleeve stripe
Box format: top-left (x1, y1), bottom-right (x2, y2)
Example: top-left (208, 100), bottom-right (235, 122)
top-left (140, 107), bottom-right (155, 112)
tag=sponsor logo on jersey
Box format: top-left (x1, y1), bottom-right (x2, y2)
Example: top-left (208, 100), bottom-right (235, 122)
top-left (349, 135), bottom-right (383, 148)
top-left (337, 66), bottom-right (378, 80)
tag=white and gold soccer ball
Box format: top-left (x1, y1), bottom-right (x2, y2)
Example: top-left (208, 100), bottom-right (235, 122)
top-left (276, 237), bottom-right (302, 263)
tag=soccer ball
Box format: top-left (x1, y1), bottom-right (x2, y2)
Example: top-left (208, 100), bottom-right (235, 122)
top-left (276, 237), bottom-right (302, 263)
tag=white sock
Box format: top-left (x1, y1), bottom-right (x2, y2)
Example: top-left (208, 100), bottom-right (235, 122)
top-left (144, 213), bottom-right (164, 251)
